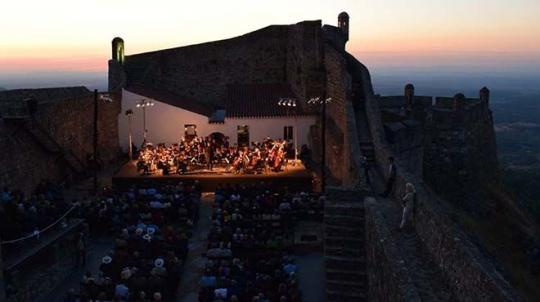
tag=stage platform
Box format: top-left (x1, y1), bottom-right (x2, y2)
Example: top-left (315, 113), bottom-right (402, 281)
top-left (112, 160), bottom-right (314, 191)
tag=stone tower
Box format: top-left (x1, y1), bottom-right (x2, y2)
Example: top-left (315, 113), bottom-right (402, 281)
top-left (480, 86), bottom-right (490, 105)
top-left (454, 93), bottom-right (466, 112)
top-left (338, 12), bottom-right (349, 42)
top-left (109, 37), bottom-right (126, 92)
top-left (405, 83), bottom-right (415, 111)
top-left (112, 37), bottom-right (125, 64)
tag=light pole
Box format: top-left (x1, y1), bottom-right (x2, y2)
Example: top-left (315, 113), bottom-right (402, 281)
top-left (136, 99), bottom-right (154, 144)
top-left (308, 96), bottom-right (332, 193)
top-left (125, 109), bottom-right (134, 159)
top-left (93, 90), bottom-right (114, 193)
top-left (278, 98), bottom-right (298, 165)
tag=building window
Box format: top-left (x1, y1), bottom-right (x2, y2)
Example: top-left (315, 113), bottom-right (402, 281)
top-left (283, 126), bottom-right (293, 141)
top-left (185, 124), bottom-right (197, 140)
top-left (237, 125), bottom-right (249, 147)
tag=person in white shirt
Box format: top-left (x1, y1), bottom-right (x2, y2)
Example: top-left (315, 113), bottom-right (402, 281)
top-left (399, 182), bottom-right (416, 230)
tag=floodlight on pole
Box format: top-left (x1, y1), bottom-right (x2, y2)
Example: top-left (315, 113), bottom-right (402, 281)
top-left (307, 96), bottom-right (332, 193)
top-left (125, 109), bottom-right (134, 159)
top-left (136, 99), bottom-right (154, 143)
top-left (278, 98), bottom-right (299, 165)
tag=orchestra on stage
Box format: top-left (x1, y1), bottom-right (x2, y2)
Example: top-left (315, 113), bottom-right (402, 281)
top-left (136, 136), bottom-right (295, 176)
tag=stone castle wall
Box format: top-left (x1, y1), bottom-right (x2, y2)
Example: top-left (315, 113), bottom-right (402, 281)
top-left (424, 100), bottom-right (500, 206)
top-left (124, 21), bottom-right (326, 110)
top-left (125, 26), bottom-right (290, 106)
top-left (0, 120), bottom-right (64, 193)
top-left (364, 198), bottom-right (423, 302)
top-left (0, 93), bottom-right (120, 193)
top-left (286, 21), bottom-right (326, 101)
top-left (357, 62), bottom-right (523, 301)
top-left (35, 93), bottom-right (120, 165)
top-left (322, 44), bottom-right (362, 187)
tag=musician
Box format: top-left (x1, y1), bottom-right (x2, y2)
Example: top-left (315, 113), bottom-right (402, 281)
top-left (137, 136), bottom-right (294, 176)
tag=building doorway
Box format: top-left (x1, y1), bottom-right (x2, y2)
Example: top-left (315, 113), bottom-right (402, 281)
top-left (185, 124), bottom-right (197, 141)
top-left (237, 125), bottom-right (249, 147)
top-left (210, 132), bottom-right (226, 146)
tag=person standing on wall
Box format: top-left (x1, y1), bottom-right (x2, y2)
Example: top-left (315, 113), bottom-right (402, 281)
top-left (380, 156), bottom-right (396, 198)
top-left (76, 231), bottom-right (87, 267)
top-left (360, 155), bottom-right (371, 188)
top-left (399, 182), bottom-right (416, 231)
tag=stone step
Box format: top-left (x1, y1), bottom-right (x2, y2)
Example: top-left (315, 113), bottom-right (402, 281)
top-left (326, 255), bottom-right (365, 271)
top-left (325, 246), bottom-right (364, 257)
top-left (326, 191), bottom-right (366, 203)
top-left (325, 234), bottom-right (364, 243)
top-left (326, 269), bottom-right (366, 283)
top-left (325, 205), bottom-right (365, 216)
top-left (325, 225), bottom-right (364, 238)
top-left (324, 214), bottom-right (364, 227)
top-left (327, 290), bottom-right (367, 302)
top-left (325, 237), bottom-right (364, 249)
top-left (326, 280), bottom-right (366, 293)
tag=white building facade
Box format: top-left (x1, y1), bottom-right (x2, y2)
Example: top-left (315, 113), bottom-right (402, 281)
top-left (118, 89), bottom-right (317, 151)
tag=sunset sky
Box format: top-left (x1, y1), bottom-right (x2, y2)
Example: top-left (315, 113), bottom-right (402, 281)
top-left (1, 0), bottom-right (540, 82)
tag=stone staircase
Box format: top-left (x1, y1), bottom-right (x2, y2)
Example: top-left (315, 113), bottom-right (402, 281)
top-left (324, 191), bottom-right (367, 302)
top-left (358, 141), bottom-right (376, 166)
top-left (25, 121), bottom-right (86, 174)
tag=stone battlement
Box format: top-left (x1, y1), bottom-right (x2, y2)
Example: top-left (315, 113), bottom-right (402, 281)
top-left (347, 58), bottom-right (522, 300)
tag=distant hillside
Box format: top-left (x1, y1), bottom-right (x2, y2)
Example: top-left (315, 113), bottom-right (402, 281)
top-left (0, 87), bottom-right (5, 91)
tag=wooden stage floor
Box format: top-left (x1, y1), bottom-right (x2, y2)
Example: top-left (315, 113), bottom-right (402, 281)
top-left (112, 160), bottom-right (314, 191)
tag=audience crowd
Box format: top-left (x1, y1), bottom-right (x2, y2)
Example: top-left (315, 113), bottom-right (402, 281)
top-left (68, 181), bottom-right (201, 301)
top-left (1, 174), bottom-right (323, 302)
top-left (198, 183), bottom-right (324, 302)
top-left (137, 136), bottom-right (294, 175)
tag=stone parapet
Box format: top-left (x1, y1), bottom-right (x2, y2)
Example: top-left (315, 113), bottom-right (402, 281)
top-left (360, 63), bottom-right (522, 301)
top-left (364, 197), bottom-right (422, 302)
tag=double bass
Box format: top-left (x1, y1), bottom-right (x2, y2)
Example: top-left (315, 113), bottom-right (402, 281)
top-left (232, 151), bottom-right (244, 173)
top-left (271, 141), bottom-right (285, 172)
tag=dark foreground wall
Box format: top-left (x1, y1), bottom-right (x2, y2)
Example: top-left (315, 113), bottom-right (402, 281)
top-left (0, 88), bottom-right (120, 193)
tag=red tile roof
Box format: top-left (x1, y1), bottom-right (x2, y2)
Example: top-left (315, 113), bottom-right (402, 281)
top-left (225, 83), bottom-right (312, 118)
top-left (126, 83), bottom-right (315, 119)
top-left (125, 85), bottom-right (217, 117)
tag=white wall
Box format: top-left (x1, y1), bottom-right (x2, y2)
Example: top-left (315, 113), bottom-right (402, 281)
top-left (119, 89), bottom-right (316, 151)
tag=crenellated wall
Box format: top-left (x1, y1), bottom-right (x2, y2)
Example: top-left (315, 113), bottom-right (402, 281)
top-left (424, 99), bottom-right (500, 206)
top-left (354, 60), bottom-right (523, 301)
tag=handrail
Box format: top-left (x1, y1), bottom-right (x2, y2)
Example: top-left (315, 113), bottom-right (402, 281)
top-left (1, 206), bottom-right (77, 245)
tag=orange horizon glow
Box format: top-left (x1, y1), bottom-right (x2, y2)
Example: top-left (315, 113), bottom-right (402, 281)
top-left (1, 0), bottom-right (539, 74)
